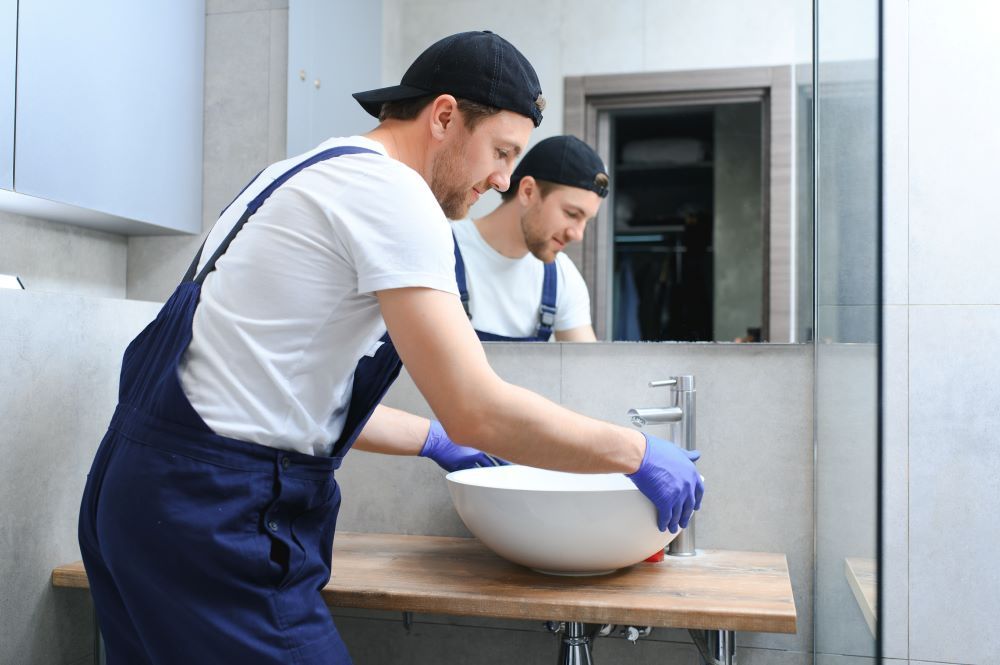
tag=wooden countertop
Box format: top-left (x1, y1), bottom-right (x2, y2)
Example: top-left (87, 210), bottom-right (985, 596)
top-left (53, 531), bottom-right (797, 634)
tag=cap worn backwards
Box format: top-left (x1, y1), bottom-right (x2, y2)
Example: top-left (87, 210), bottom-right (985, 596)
top-left (510, 135), bottom-right (609, 197)
top-left (352, 31), bottom-right (544, 127)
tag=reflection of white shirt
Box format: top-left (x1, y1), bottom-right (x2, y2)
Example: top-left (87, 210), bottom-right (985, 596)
top-left (452, 218), bottom-right (591, 340)
top-left (180, 136), bottom-right (457, 456)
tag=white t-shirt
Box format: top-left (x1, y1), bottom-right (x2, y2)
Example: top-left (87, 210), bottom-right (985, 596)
top-left (451, 218), bottom-right (591, 340)
top-left (179, 136), bottom-right (458, 456)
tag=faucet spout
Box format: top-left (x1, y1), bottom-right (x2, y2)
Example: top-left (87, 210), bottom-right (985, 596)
top-left (627, 407), bottom-right (683, 428)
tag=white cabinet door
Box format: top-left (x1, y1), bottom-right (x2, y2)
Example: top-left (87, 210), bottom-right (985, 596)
top-left (287, 0), bottom-right (381, 157)
top-left (10, 0), bottom-right (204, 233)
top-left (0, 0), bottom-right (15, 191)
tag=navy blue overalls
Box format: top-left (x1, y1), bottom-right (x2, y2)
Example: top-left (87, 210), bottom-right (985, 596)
top-left (452, 234), bottom-right (557, 342)
top-left (78, 146), bottom-right (399, 664)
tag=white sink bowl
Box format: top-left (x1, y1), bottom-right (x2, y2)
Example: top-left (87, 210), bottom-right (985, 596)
top-left (445, 465), bottom-right (679, 576)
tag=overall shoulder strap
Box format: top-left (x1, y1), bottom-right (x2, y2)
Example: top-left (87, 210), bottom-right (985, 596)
top-left (182, 145), bottom-right (379, 285)
top-left (452, 232), bottom-right (472, 319)
top-left (536, 261), bottom-right (558, 339)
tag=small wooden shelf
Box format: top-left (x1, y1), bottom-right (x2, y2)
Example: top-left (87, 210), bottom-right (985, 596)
top-left (844, 557), bottom-right (877, 637)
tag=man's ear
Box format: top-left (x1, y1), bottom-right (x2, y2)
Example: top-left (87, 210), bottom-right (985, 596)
top-left (428, 94), bottom-right (459, 140)
top-left (517, 176), bottom-right (537, 205)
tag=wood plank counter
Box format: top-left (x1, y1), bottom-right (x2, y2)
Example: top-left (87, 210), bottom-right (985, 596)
top-left (53, 531), bottom-right (797, 635)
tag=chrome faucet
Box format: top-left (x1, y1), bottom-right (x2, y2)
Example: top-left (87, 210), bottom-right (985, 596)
top-left (627, 375), bottom-right (698, 557)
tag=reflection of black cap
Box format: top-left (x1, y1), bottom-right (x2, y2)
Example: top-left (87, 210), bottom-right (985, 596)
top-left (510, 135), bottom-right (609, 197)
top-left (353, 31), bottom-right (543, 127)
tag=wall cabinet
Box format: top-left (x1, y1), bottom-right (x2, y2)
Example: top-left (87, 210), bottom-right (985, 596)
top-left (0, 1), bottom-right (204, 235)
top-left (1, 0), bottom-right (14, 191)
top-left (286, 0), bottom-right (380, 157)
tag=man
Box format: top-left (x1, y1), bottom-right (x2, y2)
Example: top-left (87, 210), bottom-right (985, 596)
top-left (453, 134), bottom-right (606, 341)
top-left (78, 31), bottom-right (703, 664)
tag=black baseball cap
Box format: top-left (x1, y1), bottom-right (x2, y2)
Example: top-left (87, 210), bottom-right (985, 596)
top-left (352, 31), bottom-right (544, 127)
top-left (510, 135), bottom-right (609, 197)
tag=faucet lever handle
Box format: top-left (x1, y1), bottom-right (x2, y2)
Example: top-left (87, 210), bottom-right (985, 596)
top-left (649, 379), bottom-right (677, 388)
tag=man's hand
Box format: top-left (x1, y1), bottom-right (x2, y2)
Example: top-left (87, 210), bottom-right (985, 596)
top-left (627, 433), bottom-right (704, 533)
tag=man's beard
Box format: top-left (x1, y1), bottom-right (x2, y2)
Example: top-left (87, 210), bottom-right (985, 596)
top-left (430, 136), bottom-right (473, 220)
top-left (521, 207), bottom-right (555, 262)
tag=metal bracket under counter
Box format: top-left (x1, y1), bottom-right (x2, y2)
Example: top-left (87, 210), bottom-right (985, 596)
top-left (52, 531), bottom-right (797, 665)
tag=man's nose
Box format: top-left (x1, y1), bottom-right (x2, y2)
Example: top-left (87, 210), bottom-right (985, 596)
top-left (488, 171), bottom-right (510, 193)
top-left (566, 223), bottom-right (585, 243)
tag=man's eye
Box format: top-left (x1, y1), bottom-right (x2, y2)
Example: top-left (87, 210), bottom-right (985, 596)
top-left (497, 150), bottom-right (509, 159)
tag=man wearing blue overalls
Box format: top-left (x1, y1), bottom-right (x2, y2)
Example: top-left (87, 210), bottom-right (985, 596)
top-left (452, 135), bottom-right (606, 342)
top-left (78, 31), bottom-right (704, 664)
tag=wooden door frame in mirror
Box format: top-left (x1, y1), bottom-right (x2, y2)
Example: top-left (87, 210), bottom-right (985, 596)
top-left (564, 66), bottom-right (795, 342)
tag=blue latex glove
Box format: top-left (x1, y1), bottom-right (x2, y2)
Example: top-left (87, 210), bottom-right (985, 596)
top-left (419, 420), bottom-right (508, 472)
top-left (627, 433), bottom-right (704, 534)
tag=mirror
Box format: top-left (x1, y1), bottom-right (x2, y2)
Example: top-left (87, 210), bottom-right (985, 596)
top-left (375, 2), bottom-right (815, 343)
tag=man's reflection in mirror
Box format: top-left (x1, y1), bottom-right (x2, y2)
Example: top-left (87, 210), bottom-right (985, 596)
top-left (451, 135), bottom-right (608, 342)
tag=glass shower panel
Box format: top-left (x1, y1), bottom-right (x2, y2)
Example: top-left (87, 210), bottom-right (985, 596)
top-left (813, 0), bottom-right (881, 662)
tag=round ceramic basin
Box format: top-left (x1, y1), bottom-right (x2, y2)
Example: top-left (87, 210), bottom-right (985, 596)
top-left (445, 465), bottom-right (679, 576)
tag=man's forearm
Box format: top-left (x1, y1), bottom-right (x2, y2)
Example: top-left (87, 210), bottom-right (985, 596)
top-left (555, 324), bottom-right (597, 342)
top-left (352, 404), bottom-right (431, 455)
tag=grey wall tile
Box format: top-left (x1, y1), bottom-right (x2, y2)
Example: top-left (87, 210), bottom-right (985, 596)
top-left (0, 291), bottom-right (161, 664)
top-left (0, 211), bottom-right (127, 299)
top-left (560, 342), bottom-right (814, 654)
top-left (559, 0), bottom-right (644, 76)
top-left (882, 305), bottom-right (909, 660)
top-left (818, 304), bottom-right (878, 344)
top-left (815, 78), bottom-right (880, 309)
top-left (476, 342), bottom-right (563, 402)
top-left (267, 8), bottom-right (289, 164)
top-left (643, 0), bottom-right (797, 71)
top-left (882, 0), bottom-right (908, 307)
top-left (908, 4), bottom-right (1000, 305)
top-left (335, 613), bottom-right (569, 665)
top-left (334, 610), bottom-right (813, 665)
top-left (908, 305), bottom-right (1000, 664)
top-left (207, 0), bottom-right (286, 14)
top-left (815, 655), bottom-right (881, 665)
top-left (814, 344), bottom-right (879, 657)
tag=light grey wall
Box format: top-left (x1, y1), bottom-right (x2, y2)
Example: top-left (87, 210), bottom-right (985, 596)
top-left (0, 212), bottom-right (127, 299)
top-left (336, 342), bottom-right (814, 663)
top-left (881, 2), bottom-right (1000, 664)
top-left (0, 290), bottom-right (161, 665)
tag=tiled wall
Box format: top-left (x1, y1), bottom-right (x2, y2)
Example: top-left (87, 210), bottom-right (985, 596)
top-left (881, 1), bottom-right (1000, 664)
top-left (0, 211), bottom-right (127, 299)
top-left (0, 291), bottom-right (162, 665)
